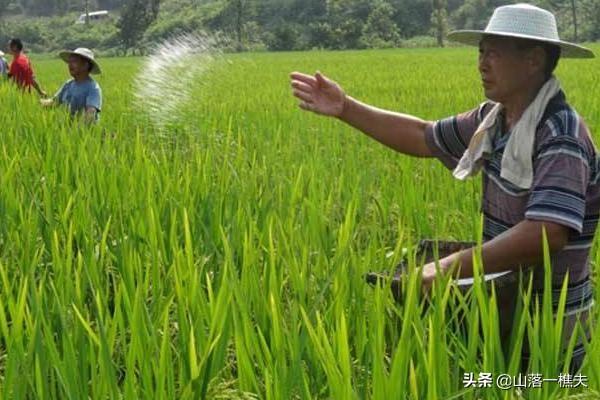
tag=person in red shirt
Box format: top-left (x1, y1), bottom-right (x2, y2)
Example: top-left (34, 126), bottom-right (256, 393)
top-left (7, 38), bottom-right (46, 96)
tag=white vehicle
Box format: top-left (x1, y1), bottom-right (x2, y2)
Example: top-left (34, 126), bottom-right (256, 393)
top-left (76, 10), bottom-right (109, 24)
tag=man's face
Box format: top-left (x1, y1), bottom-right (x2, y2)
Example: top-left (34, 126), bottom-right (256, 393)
top-left (67, 55), bottom-right (90, 78)
top-left (7, 42), bottom-right (18, 56)
top-left (478, 36), bottom-right (542, 103)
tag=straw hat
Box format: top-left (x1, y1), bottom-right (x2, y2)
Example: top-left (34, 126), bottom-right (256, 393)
top-left (59, 47), bottom-right (102, 74)
top-left (448, 3), bottom-right (594, 58)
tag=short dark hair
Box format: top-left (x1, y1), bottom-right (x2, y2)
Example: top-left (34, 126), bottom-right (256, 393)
top-left (9, 38), bottom-right (23, 51)
top-left (514, 38), bottom-right (561, 80)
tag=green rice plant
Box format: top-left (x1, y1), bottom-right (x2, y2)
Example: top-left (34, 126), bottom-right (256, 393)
top-left (0, 46), bottom-right (597, 398)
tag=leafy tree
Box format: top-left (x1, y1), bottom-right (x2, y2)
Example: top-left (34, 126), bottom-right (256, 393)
top-left (535, 0), bottom-right (583, 41)
top-left (389, 0), bottom-right (433, 38)
top-left (325, 0), bottom-right (368, 49)
top-left (307, 21), bottom-right (333, 49)
top-left (117, 0), bottom-right (161, 53)
top-left (3, 0), bottom-right (600, 53)
top-left (0, 0), bottom-right (10, 18)
top-left (265, 23), bottom-right (301, 51)
top-left (581, 0), bottom-right (600, 40)
top-left (431, 0), bottom-right (448, 47)
top-left (360, 0), bottom-right (401, 48)
top-left (208, 0), bottom-right (256, 51)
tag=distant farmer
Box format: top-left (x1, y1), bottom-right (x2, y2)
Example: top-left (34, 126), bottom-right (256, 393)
top-left (7, 38), bottom-right (46, 96)
top-left (41, 48), bottom-right (102, 124)
top-left (0, 51), bottom-right (8, 79)
top-left (290, 3), bottom-right (596, 373)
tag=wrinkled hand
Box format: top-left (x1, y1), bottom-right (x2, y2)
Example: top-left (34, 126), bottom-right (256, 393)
top-left (289, 71), bottom-right (346, 117)
top-left (421, 262), bottom-right (437, 297)
top-left (421, 260), bottom-right (453, 298)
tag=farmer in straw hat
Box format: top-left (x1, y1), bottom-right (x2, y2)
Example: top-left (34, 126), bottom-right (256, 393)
top-left (41, 48), bottom-right (103, 124)
top-left (290, 3), bottom-right (597, 373)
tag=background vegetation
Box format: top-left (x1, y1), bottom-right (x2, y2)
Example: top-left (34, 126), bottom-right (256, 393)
top-left (0, 0), bottom-right (598, 54)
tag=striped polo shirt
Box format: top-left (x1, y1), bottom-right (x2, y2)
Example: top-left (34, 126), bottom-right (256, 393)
top-left (424, 90), bottom-right (597, 366)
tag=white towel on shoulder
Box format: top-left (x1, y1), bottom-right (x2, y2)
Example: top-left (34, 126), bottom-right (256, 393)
top-left (453, 76), bottom-right (561, 189)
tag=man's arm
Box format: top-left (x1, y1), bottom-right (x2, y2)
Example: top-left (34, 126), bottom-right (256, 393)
top-left (338, 95), bottom-right (434, 157)
top-left (290, 71), bottom-right (434, 158)
top-left (32, 77), bottom-right (47, 97)
top-left (83, 83), bottom-right (102, 125)
top-left (423, 220), bottom-right (570, 284)
top-left (83, 107), bottom-right (98, 125)
top-left (41, 83), bottom-right (66, 108)
top-left (8, 60), bottom-right (15, 79)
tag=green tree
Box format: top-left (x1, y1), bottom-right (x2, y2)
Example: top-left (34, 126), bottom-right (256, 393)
top-left (0, 0), bottom-right (10, 18)
top-left (536, 0), bottom-right (582, 41)
top-left (581, 0), bottom-right (600, 40)
top-left (389, 0), bottom-right (433, 38)
top-left (431, 0), bottom-right (448, 47)
top-left (307, 21), bottom-right (333, 49)
top-left (360, 0), bottom-right (401, 48)
top-left (265, 23), bottom-right (300, 51)
top-left (208, 0), bottom-right (257, 51)
top-left (450, 0), bottom-right (504, 30)
top-left (325, 0), bottom-right (368, 49)
top-left (117, 0), bottom-right (161, 53)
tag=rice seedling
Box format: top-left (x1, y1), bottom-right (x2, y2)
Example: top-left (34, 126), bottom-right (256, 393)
top-left (0, 45), bottom-right (598, 399)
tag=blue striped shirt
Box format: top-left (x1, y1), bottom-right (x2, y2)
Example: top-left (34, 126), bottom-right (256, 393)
top-left (424, 90), bottom-right (597, 361)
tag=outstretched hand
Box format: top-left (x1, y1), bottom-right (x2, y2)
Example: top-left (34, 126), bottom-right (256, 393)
top-left (289, 71), bottom-right (347, 117)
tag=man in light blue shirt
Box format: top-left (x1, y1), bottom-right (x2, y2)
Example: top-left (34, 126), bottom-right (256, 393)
top-left (42, 48), bottom-right (102, 124)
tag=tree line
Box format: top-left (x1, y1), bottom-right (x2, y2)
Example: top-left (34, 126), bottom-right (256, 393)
top-left (0, 0), bottom-right (598, 54)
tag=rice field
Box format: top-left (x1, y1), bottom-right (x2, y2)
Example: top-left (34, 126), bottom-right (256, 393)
top-left (0, 46), bottom-right (599, 399)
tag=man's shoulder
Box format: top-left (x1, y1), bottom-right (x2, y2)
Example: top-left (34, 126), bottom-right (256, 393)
top-left (536, 91), bottom-right (590, 141)
top-left (16, 54), bottom-right (30, 65)
top-left (61, 78), bottom-right (75, 89)
top-left (11, 55), bottom-right (25, 67)
top-left (83, 78), bottom-right (101, 91)
top-left (92, 79), bottom-right (101, 91)
top-left (70, 78), bottom-right (100, 93)
top-left (534, 95), bottom-right (596, 166)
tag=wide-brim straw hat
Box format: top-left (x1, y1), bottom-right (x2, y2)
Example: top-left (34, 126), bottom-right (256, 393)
top-left (448, 3), bottom-right (594, 58)
top-left (59, 47), bottom-right (102, 74)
